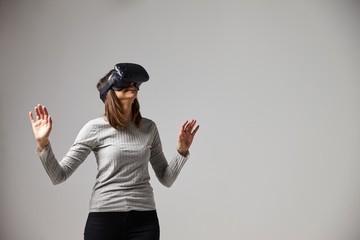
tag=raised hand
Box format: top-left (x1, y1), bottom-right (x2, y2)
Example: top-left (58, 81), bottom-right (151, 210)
top-left (29, 104), bottom-right (52, 151)
top-left (177, 120), bottom-right (200, 156)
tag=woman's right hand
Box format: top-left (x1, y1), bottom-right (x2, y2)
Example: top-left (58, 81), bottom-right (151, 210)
top-left (29, 104), bottom-right (52, 151)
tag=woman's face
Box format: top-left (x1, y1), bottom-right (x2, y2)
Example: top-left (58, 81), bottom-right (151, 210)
top-left (114, 83), bottom-right (138, 102)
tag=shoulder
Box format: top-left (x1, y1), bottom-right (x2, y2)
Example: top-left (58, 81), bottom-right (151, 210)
top-left (86, 116), bottom-right (108, 126)
top-left (141, 117), bottom-right (159, 134)
top-left (142, 117), bottom-right (155, 125)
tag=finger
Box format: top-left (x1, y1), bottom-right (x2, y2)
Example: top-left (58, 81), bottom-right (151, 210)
top-left (38, 104), bottom-right (44, 120)
top-left (29, 111), bottom-right (35, 124)
top-left (35, 107), bottom-right (40, 121)
top-left (187, 119), bottom-right (196, 132)
top-left (184, 120), bottom-right (192, 129)
top-left (48, 115), bottom-right (52, 129)
top-left (180, 120), bottom-right (188, 132)
top-left (192, 125), bottom-right (200, 136)
top-left (43, 106), bottom-right (48, 116)
top-left (43, 106), bottom-right (48, 123)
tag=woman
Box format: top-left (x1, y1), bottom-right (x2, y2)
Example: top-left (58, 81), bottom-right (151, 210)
top-left (29, 63), bottom-right (199, 240)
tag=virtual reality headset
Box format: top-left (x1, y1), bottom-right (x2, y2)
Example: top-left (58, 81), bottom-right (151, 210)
top-left (99, 63), bottom-right (149, 102)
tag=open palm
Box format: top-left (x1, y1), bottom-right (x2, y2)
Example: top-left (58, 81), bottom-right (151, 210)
top-left (29, 104), bottom-right (52, 142)
top-left (177, 119), bottom-right (200, 156)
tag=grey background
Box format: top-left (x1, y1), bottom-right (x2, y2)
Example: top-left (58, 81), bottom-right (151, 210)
top-left (1, 0), bottom-right (360, 239)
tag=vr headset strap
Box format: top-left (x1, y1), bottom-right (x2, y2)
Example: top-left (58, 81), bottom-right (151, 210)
top-left (99, 77), bottom-right (116, 102)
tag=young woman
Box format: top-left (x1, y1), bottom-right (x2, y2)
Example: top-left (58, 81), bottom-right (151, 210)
top-left (29, 63), bottom-right (199, 240)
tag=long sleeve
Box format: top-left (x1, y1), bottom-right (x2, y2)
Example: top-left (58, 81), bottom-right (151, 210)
top-left (149, 123), bottom-right (189, 188)
top-left (36, 120), bottom-right (98, 185)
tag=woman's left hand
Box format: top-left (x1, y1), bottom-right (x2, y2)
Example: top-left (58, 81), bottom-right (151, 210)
top-left (177, 120), bottom-right (200, 156)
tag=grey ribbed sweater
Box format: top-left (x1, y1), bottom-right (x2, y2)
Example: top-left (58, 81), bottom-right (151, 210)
top-left (36, 117), bottom-right (189, 212)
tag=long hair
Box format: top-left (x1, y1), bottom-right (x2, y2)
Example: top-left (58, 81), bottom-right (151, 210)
top-left (97, 69), bottom-right (142, 130)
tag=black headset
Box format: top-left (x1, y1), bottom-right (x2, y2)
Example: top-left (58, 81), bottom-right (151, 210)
top-left (99, 63), bottom-right (149, 102)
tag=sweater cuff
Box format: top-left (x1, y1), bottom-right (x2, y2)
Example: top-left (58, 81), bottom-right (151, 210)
top-left (177, 150), bottom-right (190, 159)
top-left (174, 150), bottom-right (190, 166)
top-left (36, 143), bottom-right (51, 160)
top-left (176, 150), bottom-right (190, 158)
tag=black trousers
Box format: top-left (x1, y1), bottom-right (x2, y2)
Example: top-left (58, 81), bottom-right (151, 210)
top-left (84, 211), bottom-right (160, 240)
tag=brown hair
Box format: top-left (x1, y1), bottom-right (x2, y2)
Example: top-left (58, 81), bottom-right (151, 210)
top-left (97, 69), bottom-right (143, 130)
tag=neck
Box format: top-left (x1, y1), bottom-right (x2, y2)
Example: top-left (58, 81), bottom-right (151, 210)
top-left (119, 99), bottom-right (133, 121)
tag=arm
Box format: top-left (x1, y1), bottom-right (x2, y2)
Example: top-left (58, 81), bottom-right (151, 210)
top-left (30, 105), bottom-right (96, 185)
top-left (36, 125), bottom-right (96, 185)
top-left (150, 120), bottom-right (199, 188)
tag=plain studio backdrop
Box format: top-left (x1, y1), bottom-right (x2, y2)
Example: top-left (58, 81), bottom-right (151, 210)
top-left (1, 0), bottom-right (360, 239)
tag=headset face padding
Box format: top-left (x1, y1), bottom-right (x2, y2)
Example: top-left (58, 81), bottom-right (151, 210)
top-left (99, 63), bottom-right (149, 102)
